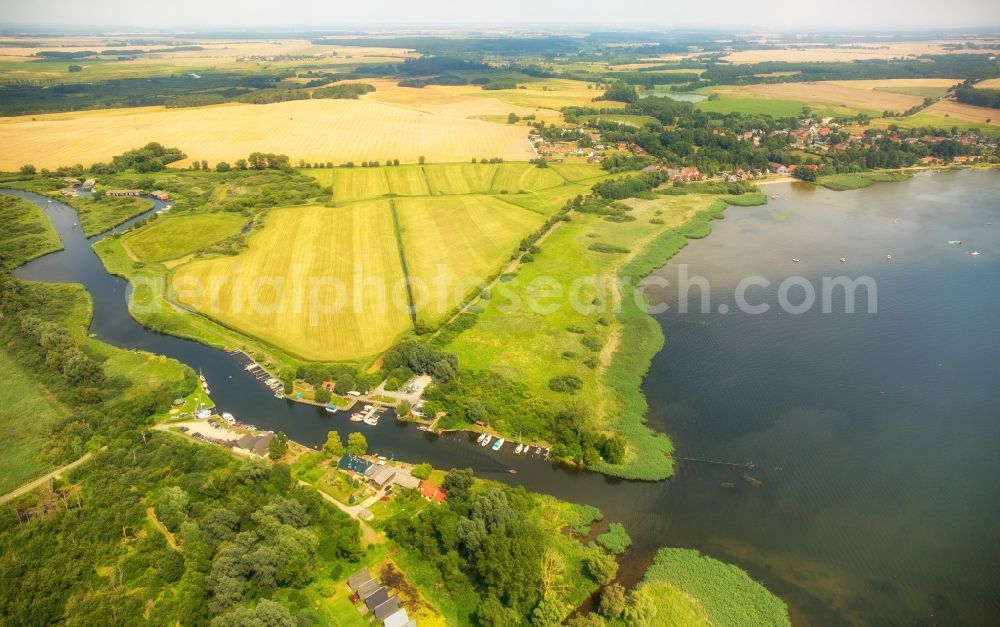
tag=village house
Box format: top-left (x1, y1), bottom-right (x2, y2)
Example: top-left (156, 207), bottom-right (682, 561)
top-left (150, 190), bottom-right (170, 201)
top-left (233, 433), bottom-right (274, 457)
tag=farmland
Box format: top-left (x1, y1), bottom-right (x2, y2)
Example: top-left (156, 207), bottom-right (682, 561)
top-left (720, 40), bottom-right (1000, 64)
top-left (394, 195), bottom-right (545, 320)
top-left (171, 201), bottom-right (412, 361)
top-left (0, 97), bottom-right (535, 171)
top-left (306, 161), bottom-right (604, 203)
top-left (697, 80), bottom-right (957, 117)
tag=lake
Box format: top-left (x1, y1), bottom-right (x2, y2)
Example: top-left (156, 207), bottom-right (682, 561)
top-left (6, 169), bottom-right (999, 625)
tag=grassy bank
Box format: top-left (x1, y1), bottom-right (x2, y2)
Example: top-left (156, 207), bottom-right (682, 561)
top-left (623, 548), bottom-right (791, 627)
top-left (0, 346), bottom-right (71, 493)
top-left (448, 190), bottom-right (764, 480)
top-left (0, 194), bottom-right (62, 268)
top-left (817, 171), bottom-right (911, 191)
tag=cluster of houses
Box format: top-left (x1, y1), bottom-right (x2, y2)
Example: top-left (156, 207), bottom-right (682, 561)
top-left (337, 455), bottom-right (446, 519)
top-left (346, 568), bottom-right (416, 627)
top-left (57, 177), bottom-right (95, 196)
top-left (52, 177), bottom-right (173, 201)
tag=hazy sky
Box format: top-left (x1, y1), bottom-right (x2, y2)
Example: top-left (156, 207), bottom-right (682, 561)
top-left (2, 0), bottom-right (999, 31)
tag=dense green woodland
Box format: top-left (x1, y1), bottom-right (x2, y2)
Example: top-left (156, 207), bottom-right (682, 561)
top-left (0, 435), bottom-right (361, 626)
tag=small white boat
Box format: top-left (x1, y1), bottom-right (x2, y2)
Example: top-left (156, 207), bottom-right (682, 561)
top-left (839, 257), bottom-right (847, 263)
top-left (204, 388), bottom-right (210, 395)
top-left (274, 391), bottom-right (283, 398)
top-left (364, 405), bottom-right (373, 411)
top-left (792, 258), bottom-right (800, 263)
top-left (970, 250), bottom-right (982, 256)
top-left (948, 240), bottom-right (963, 245)
top-left (47, 199), bottom-right (53, 204)
top-left (514, 443), bottom-right (524, 454)
top-left (324, 404), bottom-right (338, 414)
top-left (886, 254), bottom-right (892, 261)
top-left (244, 363), bottom-right (256, 371)
top-left (363, 414), bottom-right (379, 426)
top-left (481, 435), bottom-right (492, 447)
top-left (350, 412), bottom-right (364, 422)
top-left (536, 447), bottom-right (544, 455)
top-left (476, 433), bottom-right (488, 445)
top-left (492, 438), bottom-right (505, 451)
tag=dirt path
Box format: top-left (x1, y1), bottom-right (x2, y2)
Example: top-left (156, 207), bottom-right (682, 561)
top-left (0, 450), bottom-right (98, 506)
top-left (299, 479), bottom-right (384, 545)
top-left (146, 507), bottom-right (181, 552)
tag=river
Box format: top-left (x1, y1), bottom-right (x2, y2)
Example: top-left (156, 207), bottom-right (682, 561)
top-left (6, 169), bottom-right (999, 625)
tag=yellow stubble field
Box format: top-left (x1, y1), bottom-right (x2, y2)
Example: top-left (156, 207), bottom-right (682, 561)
top-left (0, 97), bottom-right (536, 170)
top-left (394, 195), bottom-right (546, 321)
top-left (170, 201), bottom-right (412, 361)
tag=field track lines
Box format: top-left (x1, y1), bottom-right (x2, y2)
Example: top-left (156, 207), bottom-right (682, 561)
top-left (420, 166), bottom-right (434, 196)
top-left (388, 199), bottom-right (417, 325)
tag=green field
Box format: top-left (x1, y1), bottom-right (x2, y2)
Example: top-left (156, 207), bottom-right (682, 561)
top-left (61, 195), bottom-right (154, 237)
top-left (874, 85), bottom-right (951, 98)
top-left (630, 548), bottom-right (791, 627)
top-left (384, 165), bottom-right (431, 196)
top-left (395, 195), bottom-right (545, 320)
top-left (446, 193), bottom-right (735, 479)
top-left (172, 201), bottom-right (412, 362)
top-left (817, 171), bottom-right (911, 191)
top-left (0, 194), bottom-right (61, 268)
top-left (696, 96), bottom-right (846, 118)
top-left (580, 113), bottom-right (659, 127)
top-left (123, 212), bottom-right (247, 262)
top-left (0, 346), bottom-right (70, 493)
top-left (306, 162), bottom-right (605, 204)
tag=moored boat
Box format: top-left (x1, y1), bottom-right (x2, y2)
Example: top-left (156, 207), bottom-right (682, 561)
top-left (492, 438), bottom-right (505, 451)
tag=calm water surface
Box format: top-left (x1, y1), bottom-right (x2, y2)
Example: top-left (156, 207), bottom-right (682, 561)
top-left (6, 170), bottom-right (999, 625)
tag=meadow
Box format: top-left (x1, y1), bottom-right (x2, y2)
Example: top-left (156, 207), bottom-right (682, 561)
top-left (171, 202), bottom-right (413, 362)
top-left (0, 346), bottom-right (70, 493)
top-left (697, 80), bottom-right (952, 117)
top-left (123, 213), bottom-right (247, 262)
top-left (0, 194), bottom-right (61, 268)
top-left (0, 98), bottom-right (535, 171)
top-left (720, 40), bottom-right (1000, 64)
top-left (627, 548), bottom-right (791, 627)
top-left (445, 192), bottom-right (736, 479)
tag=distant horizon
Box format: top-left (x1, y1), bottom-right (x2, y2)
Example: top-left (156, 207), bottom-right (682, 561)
top-left (2, 0), bottom-right (1000, 33)
top-left (2, 25), bottom-right (1000, 37)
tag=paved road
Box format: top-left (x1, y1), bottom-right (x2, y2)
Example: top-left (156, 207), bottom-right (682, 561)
top-left (0, 450), bottom-right (99, 506)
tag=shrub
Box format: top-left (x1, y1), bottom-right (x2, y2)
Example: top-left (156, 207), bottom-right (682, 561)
top-left (548, 375), bottom-right (582, 394)
top-left (596, 522), bottom-right (632, 554)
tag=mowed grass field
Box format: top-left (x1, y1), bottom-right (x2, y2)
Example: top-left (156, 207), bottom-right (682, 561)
top-left (0, 346), bottom-right (70, 493)
top-left (171, 202), bottom-right (412, 361)
top-left (395, 195), bottom-right (545, 320)
top-left (0, 98), bottom-right (535, 171)
top-left (124, 213), bottom-right (247, 262)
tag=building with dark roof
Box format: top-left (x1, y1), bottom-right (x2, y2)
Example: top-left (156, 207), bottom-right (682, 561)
top-left (365, 587), bottom-right (390, 610)
top-left (373, 597), bottom-right (400, 620)
top-left (338, 454), bottom-right (371, 475)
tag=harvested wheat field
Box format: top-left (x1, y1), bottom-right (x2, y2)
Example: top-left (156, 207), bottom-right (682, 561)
top-left (722, 40), bottom-right (1000, 64)
top-left (171, 201), bottom-right (412, 361)
top-left (921, 100), bottom-right (1000, 125)
top-left (395, 195), bottom-right (545, 320)
top-left (0, 98), bottom-right (535, 171)
top-left (706, 81), bottom-right (944, 114)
